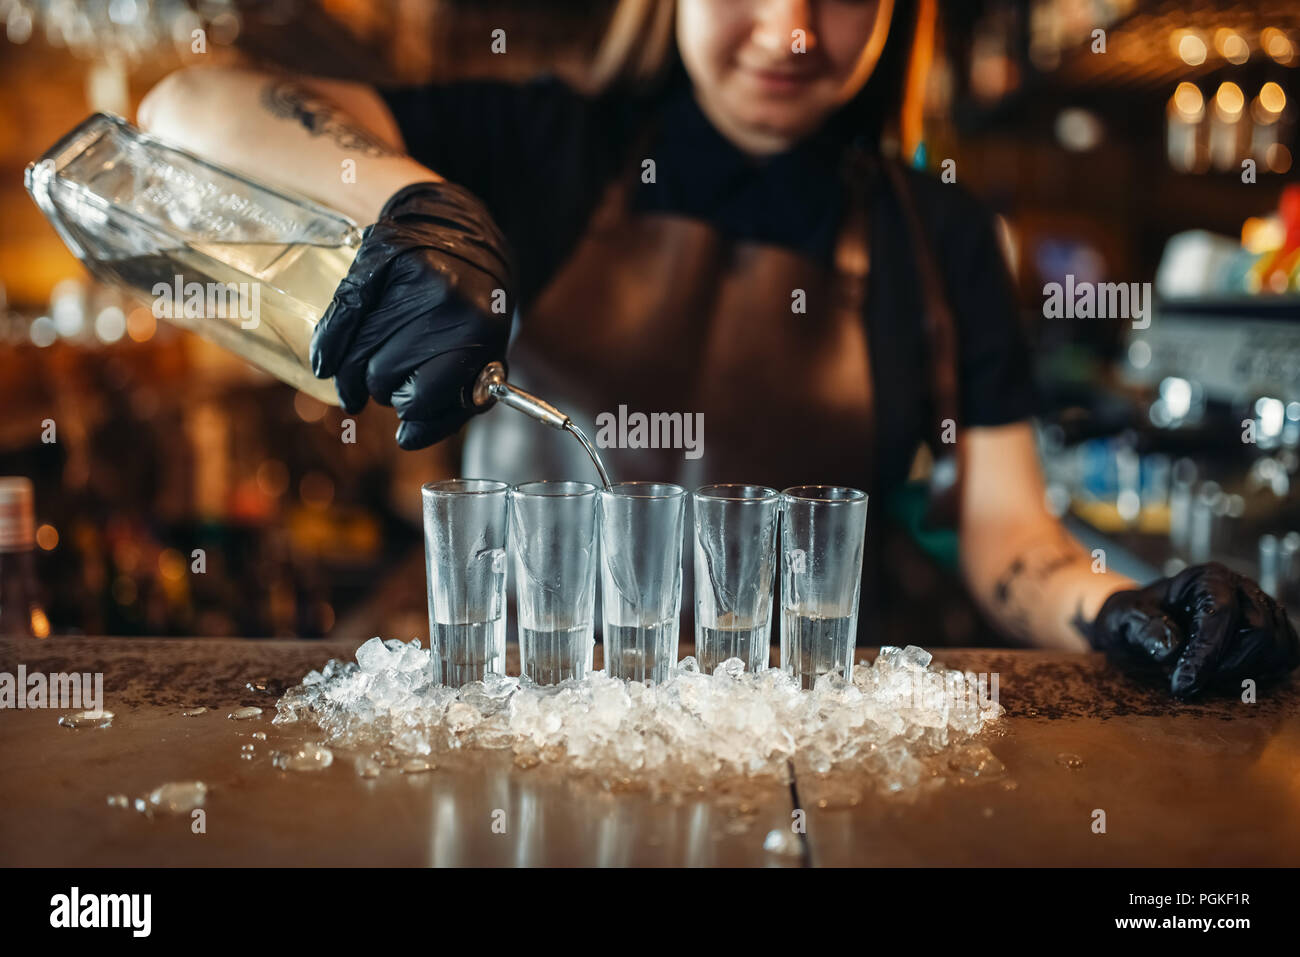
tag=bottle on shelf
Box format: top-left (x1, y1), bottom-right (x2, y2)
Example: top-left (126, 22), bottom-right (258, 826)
top-left (0, 478), bottom-right (49, 638)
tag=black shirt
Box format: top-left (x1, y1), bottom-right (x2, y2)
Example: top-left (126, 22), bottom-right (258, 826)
top-left (379, 76), bottom-right (1039, 497)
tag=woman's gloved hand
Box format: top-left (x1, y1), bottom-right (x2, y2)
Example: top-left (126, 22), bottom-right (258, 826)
top-left (310, 181), bottom-right (514, 450)
top-left (1089, 562), bottom-right (1300, 698)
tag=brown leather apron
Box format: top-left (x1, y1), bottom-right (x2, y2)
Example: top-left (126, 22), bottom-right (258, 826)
top-left (464, 149), bottom-right (874, 494)
top-left (462, 144), bottom-right (960, 642)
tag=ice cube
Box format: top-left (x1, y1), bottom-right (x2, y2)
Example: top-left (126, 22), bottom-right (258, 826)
top-left (356, 636), bottom-right (395, 674)
top-left (900, 645), bottom-right (933, 670)
top-left (873, 646), bottom-right (904, 671)
top-left (716, 657), bottom-right (746, 680)
top-left (445, 702), bottom-right (481, 734)
top-left (948, 743), bottom-right (1005, 778)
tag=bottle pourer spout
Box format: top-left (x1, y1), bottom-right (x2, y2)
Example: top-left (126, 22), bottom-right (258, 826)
top-left (472, 361), bottom-right (568, 430)
top-left (470, 361), bottom-right (613, 490)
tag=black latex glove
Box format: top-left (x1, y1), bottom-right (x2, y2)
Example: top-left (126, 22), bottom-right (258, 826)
top-left (1089, 562), bottom-right (1300, 698)
top-left (310, 181), bottom-right (514, 450)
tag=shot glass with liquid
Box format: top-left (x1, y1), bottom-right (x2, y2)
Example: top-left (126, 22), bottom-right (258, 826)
top-left (422, 479), bottom-right (510, 687)
top-left (779, 485), bottom-right (869, 689)
top-left (598, 482), bottom-right (687, 684)
top-left (692, 484), bottom-right (780, 675)
top-left (509, 480), bottom-right (599, 684)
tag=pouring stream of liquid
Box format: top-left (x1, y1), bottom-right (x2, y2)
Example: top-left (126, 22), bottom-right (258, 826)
top-left (563, 420), bottom-right (612, 491)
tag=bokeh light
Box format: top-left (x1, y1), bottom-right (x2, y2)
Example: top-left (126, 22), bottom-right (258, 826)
top-left (1174, 31), bottom-right (1207, 66)
top-left (1214, 81), bottom-right (1244, 118)
top-left (126, 306), bottom-right (156, 342)
top-left (299, 472), bottom-right (335, 508)
top-left (257, 459), bottom-right (290, 498)
top-left (1173, 82), bottom-right (1204, 119)
top-left (36, 524), bottom-right (59, 550)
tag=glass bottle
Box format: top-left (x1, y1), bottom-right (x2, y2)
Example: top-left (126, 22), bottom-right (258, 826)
top-left (0, 478), bottom-right (49, 638)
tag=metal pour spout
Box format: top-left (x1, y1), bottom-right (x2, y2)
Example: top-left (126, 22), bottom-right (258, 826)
top-left (472, 362), bottom-right (568, 429)
top-left (471, 362), bottom-right (612, 489)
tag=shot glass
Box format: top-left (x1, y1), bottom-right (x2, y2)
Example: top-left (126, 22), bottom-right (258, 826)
top-left (509, 481), bottom-right (599, 684)
top-left (692, 484), bottom-right (780, 675)
top-left (598, 482), bottom-right (687, 684)
top-left (779, 485), bottom-right (869, 690)
top-left (422, 479), bottom-right (510, 687)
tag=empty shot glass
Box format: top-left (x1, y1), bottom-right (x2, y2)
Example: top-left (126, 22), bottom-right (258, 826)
top-left (779, 485), bottom-right (869, 690)
top-left (692, 484), bottom-right (781, 675)
top-left (509, 481), bottom-right (599, 684)
top-left (599, 482), bottom-right (688, 684)
top-left (422, 479), bottom-right (510, 687)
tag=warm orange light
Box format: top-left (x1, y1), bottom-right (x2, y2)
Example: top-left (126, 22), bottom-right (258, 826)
top-left (1214, 81), bottom-right (1244, 117)
top-left (1242, 217), bottom-right (1284, 254)
top-left (126, 307), bottom-right (156, 343)
top-left (1173, 82), bottom-right (1204, 118)
top-left (1174, 31), bottom-right (1207, 66)
top-left (1266, 143), bottom-right (1293, 174)
top-left (1214, 29), bottom-right (1249, 65)
top-left (114, 540), bottom-right (140, 574)
top-left (158, 548), bottom-right (186, 582)
top-left (1259, 82), bottom-right (1286, 114)
top-left (35, 524), bottom-right (59, 550)
top-left (1262, 28), bottom-right (1294, 64)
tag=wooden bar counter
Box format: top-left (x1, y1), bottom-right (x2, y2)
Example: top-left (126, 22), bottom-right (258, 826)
top-left (1, 637), bottom-right (1296, 867)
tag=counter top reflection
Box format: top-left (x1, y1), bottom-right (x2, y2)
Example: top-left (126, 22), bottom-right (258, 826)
top-left (1, 637), bottom-right (1295, 866)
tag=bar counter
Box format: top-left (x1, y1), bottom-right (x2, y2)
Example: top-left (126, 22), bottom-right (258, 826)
top-left (2, 637), bottom-right (1297, 867)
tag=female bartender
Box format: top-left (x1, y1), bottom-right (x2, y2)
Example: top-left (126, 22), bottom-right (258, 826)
top-left (140, 0), bottom-right (1297, 697)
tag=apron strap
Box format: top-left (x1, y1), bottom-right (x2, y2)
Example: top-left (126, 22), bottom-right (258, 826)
top-left (874, 155), bottom-right (964, 530)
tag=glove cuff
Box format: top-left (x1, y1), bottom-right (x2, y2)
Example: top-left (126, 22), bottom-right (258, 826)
top-left (375, 180), bottom-right (516, 314)
top-left (1087, 587), bottom-right (1135, 650)
top-left (380, 180), bottom-right (461, 220)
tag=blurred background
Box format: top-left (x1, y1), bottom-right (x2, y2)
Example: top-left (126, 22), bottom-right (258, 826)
top-left (1, 0), bottom-right (1298, 643)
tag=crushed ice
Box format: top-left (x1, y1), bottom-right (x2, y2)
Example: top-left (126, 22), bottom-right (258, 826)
top-left (273, 637), bottom-right (1003, 794)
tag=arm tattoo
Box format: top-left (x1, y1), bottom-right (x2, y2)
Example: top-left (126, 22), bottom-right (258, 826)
top-left (260, 80), bottom-right (398, 157)
top-left (992, 539), bottom-right (1085, 641)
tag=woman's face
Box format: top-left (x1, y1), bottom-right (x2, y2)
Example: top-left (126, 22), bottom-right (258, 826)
top-left (677, 0), bottom-right (892, 155)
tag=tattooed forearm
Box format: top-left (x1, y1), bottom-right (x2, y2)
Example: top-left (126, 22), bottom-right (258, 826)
top-left (260, 81), bottom-right (398, 157)
top-left (993, 540), bottom-right (1083, 603)
top-left (992, 539), bottom-right (1086, 640)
